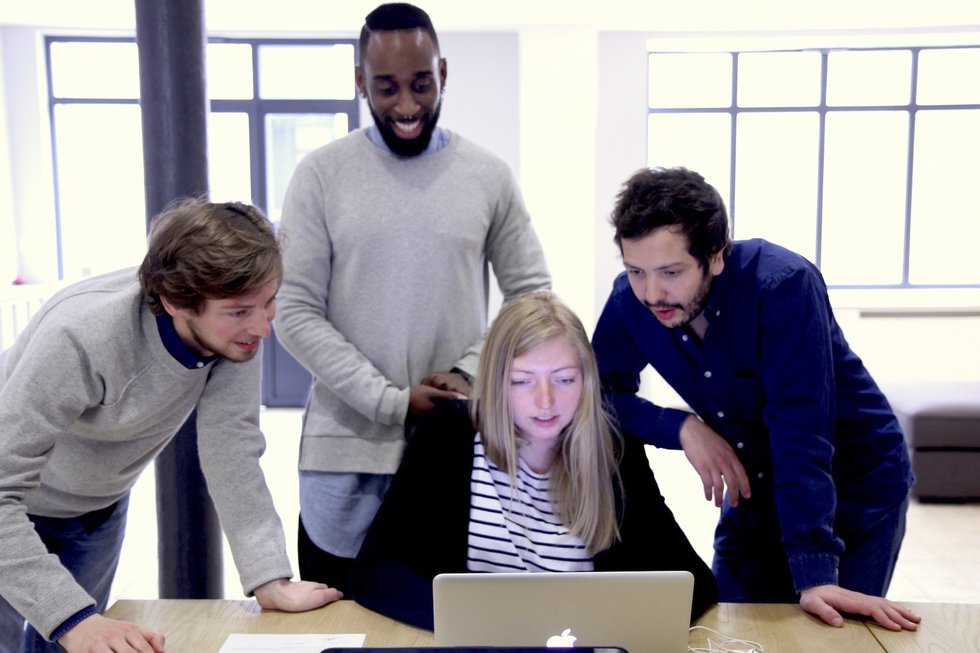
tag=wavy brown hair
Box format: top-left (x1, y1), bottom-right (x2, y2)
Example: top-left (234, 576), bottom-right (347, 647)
top-left (138, 198), bottom-right (281, 315)
top-left (471, 292), bottom-right (622, 553)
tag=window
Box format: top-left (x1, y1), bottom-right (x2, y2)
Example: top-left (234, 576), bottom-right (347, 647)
top-left (646, 45), bottom-right (980, 288)
top-left (45, 36), bottom-right (359, 281)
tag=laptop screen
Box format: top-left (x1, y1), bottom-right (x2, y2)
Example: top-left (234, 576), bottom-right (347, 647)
top-left (432, 571), bottom-right (694, 653)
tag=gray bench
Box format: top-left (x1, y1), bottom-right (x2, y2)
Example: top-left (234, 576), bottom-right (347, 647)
top-left (885, 382), bottom-right (980, 502)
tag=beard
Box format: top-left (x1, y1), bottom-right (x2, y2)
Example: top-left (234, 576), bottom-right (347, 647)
top-left (370, 102), bottom-right (442, 158)
top-left (185, 319), bottom-right (259, 364)
top-left (645, 268), bottom-right (714, 329)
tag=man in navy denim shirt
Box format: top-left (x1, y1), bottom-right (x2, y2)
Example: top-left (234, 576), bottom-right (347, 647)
top-left (593, 166), bottom-right (920, 631)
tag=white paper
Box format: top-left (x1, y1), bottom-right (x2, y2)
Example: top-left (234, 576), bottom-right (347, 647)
top-left (217, 633), bottom-right (365, 653)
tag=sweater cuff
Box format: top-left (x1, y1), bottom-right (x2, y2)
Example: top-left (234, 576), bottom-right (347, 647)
top-left (789, 553), bottom-right (840, 593)
top-left (51, 605), bottom-right (98, 642)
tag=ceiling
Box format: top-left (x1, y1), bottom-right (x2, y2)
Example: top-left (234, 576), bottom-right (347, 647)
top-left (2, 0), bottom-right (979, 35)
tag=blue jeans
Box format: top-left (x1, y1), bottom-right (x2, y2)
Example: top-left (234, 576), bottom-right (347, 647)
top-left (712, 493), bottom-right (908, 602)
top-left (0, 496), bottom-right (129, 653)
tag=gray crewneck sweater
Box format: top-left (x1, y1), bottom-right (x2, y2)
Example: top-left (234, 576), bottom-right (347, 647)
top-left (276, 129), bottom-right (551, 474)
top-left (0, 269), bottom-right (292, 640)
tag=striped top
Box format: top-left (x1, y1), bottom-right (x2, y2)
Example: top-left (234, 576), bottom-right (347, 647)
top-left (466, 434), bottom-right (594, 573)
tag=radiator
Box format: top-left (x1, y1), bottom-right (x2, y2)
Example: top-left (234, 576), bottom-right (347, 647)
top-left (0, 286), bottom-right (52, 351)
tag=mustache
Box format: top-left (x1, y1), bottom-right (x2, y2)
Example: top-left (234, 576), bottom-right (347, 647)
top-left (644, 301), bottom-right (683, 310)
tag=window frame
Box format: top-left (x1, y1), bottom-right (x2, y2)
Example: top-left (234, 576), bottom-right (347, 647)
top-left (44, 34), bottom-right (360, 279)
top-left (646, 43), bottom-right (980, 290)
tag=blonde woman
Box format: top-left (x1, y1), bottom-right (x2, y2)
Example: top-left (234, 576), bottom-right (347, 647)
top-left (350, 292), bottom-right (716, 629)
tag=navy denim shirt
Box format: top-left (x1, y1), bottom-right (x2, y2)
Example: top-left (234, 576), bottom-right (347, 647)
top-left (593, 239), bottom-right (913, 590)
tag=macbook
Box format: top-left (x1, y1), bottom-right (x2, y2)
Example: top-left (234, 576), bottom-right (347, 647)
top-left (320, 646), bottom-right (627, 653)
top-left (432, 571), bottom-right (694, 653)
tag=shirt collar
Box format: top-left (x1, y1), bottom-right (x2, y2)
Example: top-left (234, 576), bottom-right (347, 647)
top-left (365, 124), bottom-right (450, 156)
top-left (155, 313), bottom-right (219, 369)
top-left (701, 253), bottom-right (734, 326)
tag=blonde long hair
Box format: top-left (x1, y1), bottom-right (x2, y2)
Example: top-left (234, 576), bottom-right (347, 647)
top-left (471, 292), bottom-right (622, 553)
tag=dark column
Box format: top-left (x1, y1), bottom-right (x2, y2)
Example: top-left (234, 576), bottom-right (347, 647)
top-left (135, 0), bottom-right (223, 598)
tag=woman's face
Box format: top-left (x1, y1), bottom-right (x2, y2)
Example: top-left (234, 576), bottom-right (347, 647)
top-left (508, 335), bottom-right (584, 451)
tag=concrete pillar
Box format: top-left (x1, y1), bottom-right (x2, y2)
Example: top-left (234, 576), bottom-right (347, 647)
top-left (134, 0), bottom-right (223, 599)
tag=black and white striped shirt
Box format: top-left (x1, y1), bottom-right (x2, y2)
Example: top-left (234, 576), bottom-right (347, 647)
top-left (466, 434), bottom-right (594, 573)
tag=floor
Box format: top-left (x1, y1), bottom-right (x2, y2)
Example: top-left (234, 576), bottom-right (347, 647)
top-left (110, 407), bottom-right (980, 605)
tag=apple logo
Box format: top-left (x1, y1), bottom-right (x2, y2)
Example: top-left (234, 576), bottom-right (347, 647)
top-left (546, 628), bottom-right (577, 648)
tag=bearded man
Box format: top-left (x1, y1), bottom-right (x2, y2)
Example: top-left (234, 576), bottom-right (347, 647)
top-left (592, 166), bottom-right (919, 632)
top-left (275, 2), bottom-right (551, 595)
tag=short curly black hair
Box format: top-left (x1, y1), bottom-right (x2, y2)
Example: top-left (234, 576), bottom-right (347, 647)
top-left (611, 166), bottom-right (732, 270)
top-left (359, 3), bottom-right (440, 63)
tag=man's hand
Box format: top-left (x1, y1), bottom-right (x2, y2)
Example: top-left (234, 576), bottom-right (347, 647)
top-left (58, 614), bottom-right (165, 653)
top-left (253, 578), bottom-right (342, 612)
top-left (800, 585), bottom-right (921, 631)
top-left (408, 384), bottom-right (461, 417)
top-left (423, 371), bottom-right (472, 397)
top-left (678, 415), bottom-right (751, 507)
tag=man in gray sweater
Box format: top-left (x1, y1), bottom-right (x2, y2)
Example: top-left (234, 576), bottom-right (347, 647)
top-left (0, 200), bottom-right (341, 653)
top-left (276, 2), bottom-right (551, 594)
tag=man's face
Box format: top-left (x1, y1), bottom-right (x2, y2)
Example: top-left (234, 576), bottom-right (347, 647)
top-left (356, 29), bottom-right (446, 157)
top-left (164, 277), bottom-right (279, 363)
top-left (621, 227), bottom-right (724, 329)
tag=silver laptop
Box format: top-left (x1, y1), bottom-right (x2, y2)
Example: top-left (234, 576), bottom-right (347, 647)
top-left (432, 571), bottom-right (694, 653)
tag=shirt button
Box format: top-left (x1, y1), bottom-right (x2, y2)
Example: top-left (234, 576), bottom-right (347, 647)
top-left (195, 361), bottom-right (205, 368)
top-left (681, 334), bottom-right (689, 342)
top-left (704, 370), bottom-right (713, 378)
top-left (736, 441), bottom-right (744, 449)
top-left (717, 411), bottom-right (725, 418)
top-left (757, 472), bottom-right (764, 479)
top-left (715, 309), bottom-right (721, 317)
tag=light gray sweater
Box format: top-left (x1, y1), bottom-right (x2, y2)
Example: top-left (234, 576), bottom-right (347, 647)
top-left (276, 129), bottom-right (550, 474)
top-left (0, 269), bottom-right (292, 640)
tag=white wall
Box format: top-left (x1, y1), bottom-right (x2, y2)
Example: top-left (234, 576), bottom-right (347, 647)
top-left (519, 27), bottom-right (598, 323)
top-left (1, 26), bottom-right (57, 282)
top-left (594, 32), bottom-right (649, 326)
top-left (438, 32), bottom-right (520, 175)
top-left (0, 27), bottom-right (16, 284)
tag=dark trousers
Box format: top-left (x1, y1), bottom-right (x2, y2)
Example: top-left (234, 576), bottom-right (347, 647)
top-left (712, 493), bottom-right (909, 602)
top-left (297, 514), bottom-right (353, 597)
top-left (0, 496), bottom-right (129, 653)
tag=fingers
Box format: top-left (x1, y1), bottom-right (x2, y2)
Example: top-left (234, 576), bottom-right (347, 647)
top-left (139, 627), bottom-right (166, 653)
top-left (712, 473), bottom-right (725, 508)
top-left (895, 604), bottom-right (922, 626)
top-left (699, 476), bottom-right (712, 502)
top-left (869, 602), bottom-right (920, 631)
top-left (801, 586), bottom-right (921, 633)
top-left (730, 458), bottom-right (752, 502)
top-left (257, 579), bottom-right (345, 612)
top-left (422, 373), bottom-right (445, 389)
top-left (422, 372), bottom-right (471, 396)
top-left (820, 609), bottom-right (845, 628)
top-left (724, 461), bottom-right (751, 507)
top-left (800, 594), bottom-right (845, 628)
top-left (302, 580), bottom-right (344, 604)
top-left (317, 586), bottom-right (344, 604)
top-left (126, 631), bottom-right (162, 652)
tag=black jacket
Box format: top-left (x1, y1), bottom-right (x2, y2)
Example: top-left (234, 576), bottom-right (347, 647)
top-left (351, 400), bottom-right (717, 629)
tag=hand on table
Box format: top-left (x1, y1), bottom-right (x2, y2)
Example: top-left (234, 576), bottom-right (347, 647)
top-left (59, 614), bottom-right (165, 653)
top-left (422, 371), bottom-right (472, 397)
top-left (679, 414), bottom-right (751, 507)
top-left (800, 584), bottom-right (921, 631)
top-left (254, 578), bottom-right (343, 612)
